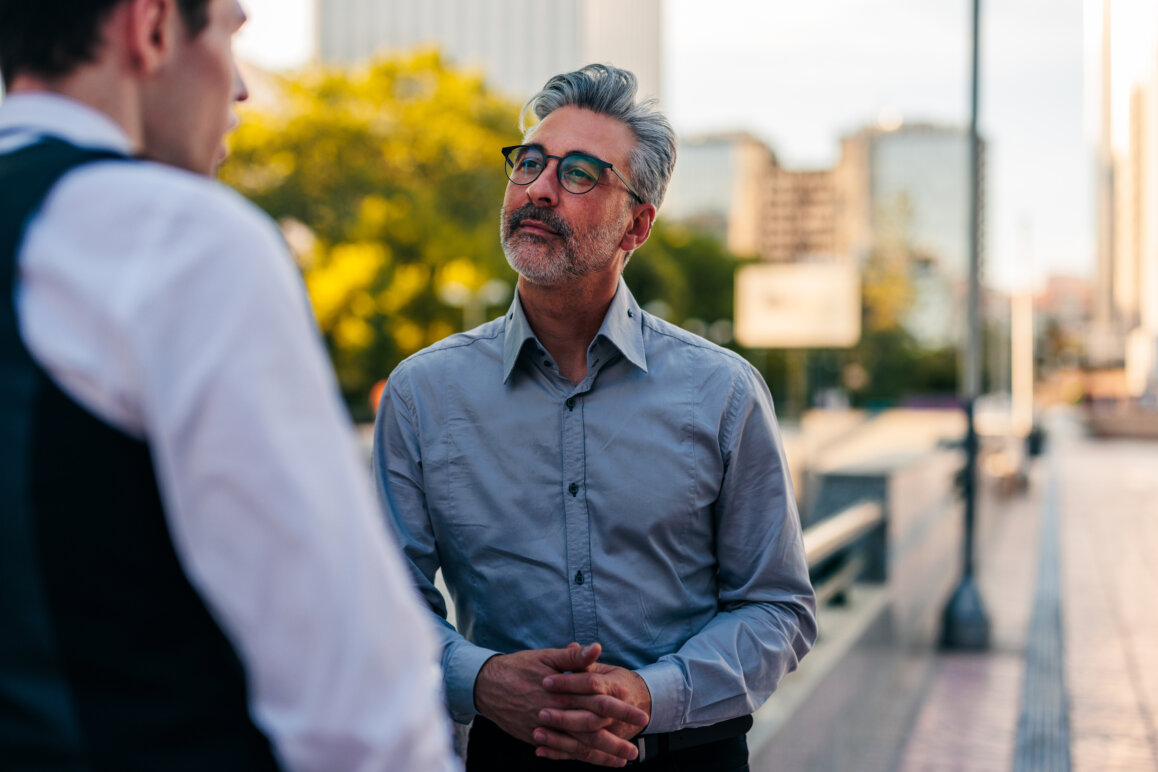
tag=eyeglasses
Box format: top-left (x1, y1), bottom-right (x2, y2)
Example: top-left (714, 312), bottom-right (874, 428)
top-left (501, 145), bottom-right (644, 204)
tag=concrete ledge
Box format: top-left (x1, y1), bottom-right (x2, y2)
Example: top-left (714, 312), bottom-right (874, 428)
top-left (750, 584), bottom-right (891, 756)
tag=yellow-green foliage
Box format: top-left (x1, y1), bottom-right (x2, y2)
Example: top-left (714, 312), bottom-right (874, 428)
top-left (221, 51), bottom-right (519, 416)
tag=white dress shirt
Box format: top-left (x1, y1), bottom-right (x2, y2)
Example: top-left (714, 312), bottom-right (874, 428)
top-left (1, 93), bottom-right (458, 772)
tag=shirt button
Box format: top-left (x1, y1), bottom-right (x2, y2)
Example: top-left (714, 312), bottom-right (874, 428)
top-left (568, 482), bottom-right (579, 496)
top-left (566, 397), bottom-right (576, 411)
top-left (575, 571), bottom-right (584, 585)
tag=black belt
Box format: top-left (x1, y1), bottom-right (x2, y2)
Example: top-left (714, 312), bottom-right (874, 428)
top-left (631, 714), bottom-right (753, 764)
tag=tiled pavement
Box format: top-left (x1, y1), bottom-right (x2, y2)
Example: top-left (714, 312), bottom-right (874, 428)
top-left (893, 410), bottom-right (1158, 771)
top-left (1056, 423), bottom-right (1158, 771)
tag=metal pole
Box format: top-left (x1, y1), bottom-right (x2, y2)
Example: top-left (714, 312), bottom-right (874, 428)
top-left (941, 0), bottom-right (991, 650)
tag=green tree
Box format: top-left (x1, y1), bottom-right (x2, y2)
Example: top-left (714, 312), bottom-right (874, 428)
top-left (626, 222), bottom-right (739, 329)
top-left (221, 51), bottom-right (519, 418)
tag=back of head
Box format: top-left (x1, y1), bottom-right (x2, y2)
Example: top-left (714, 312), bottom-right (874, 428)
top-left (0, 0), bottom-right (210, 90)
top-left (521, 63), bottom-right (677, 209)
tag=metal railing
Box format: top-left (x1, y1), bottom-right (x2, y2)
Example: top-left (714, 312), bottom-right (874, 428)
top-left (802, 500), bottom-right (885, 606)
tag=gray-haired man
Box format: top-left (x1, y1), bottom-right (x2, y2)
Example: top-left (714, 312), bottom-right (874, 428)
top-left (374, 64), bottom-right (816, 771)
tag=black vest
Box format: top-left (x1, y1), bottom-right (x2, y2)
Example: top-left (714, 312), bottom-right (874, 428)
top-left (0, 139), bottom-right (279, 770)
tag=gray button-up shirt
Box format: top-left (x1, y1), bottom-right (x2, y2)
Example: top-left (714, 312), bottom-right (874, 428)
top-left (373, 279), bottom-right (816, 733)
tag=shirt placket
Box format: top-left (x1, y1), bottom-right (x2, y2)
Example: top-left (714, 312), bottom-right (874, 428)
top-left (561, 387), bottom-right (597, 644)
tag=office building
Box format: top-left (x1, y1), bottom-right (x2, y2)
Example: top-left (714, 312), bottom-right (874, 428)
top-left (1095, 0), bottom-right (1158, 395)
top-left (661, 133), bottom-right (775, 257)
top-left (664, 122), bottom-right (981, 350)
top-left (839, 123), bottom-right (978, 348)
top-left (663, 133), bottom-right (846, 263)
top-left (315, 0), bottom-right (662, 102)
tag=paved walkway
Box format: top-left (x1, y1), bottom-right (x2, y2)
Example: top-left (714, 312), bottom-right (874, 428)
top-left (894, 409), bottom-right (1158, 771)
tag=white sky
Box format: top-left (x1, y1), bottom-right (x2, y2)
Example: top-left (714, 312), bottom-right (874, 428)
top-left (236, 0), bottom-right (1096, 291)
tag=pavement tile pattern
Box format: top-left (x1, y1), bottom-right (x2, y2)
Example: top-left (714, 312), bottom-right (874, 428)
top-left (1056, 431), bottom-right (1158, 771)
top-left (753, 409), bottom-right (1158, 770)
top-left (1014, 462), bottom-right (1069, 772)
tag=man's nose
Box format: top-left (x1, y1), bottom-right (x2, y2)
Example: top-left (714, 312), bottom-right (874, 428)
top-left (524, 158), bottom-right (560, 206)
top-left (233, 61), bottom-right (249, 103)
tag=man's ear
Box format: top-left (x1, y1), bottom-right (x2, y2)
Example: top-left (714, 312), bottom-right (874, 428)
top-left (619, 202), bottom-right (657, 253)
top-left (124, 0), bottom-right (178, 74)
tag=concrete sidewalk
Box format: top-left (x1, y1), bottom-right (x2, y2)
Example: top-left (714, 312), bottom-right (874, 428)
top-left (894, 409), bottom-right (1158, 771)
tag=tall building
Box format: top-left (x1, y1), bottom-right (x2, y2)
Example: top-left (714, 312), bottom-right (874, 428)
top-left (766, 165), bottom-right (844, 263)
top-left (1096, 0), bottom-right (1158, 395)
top-left (1093, 0), bottom-right (1117, 359)
top-left (314, 0), bottom-right (662, 102)
top-left (664, 122), bottom-right (981, 350)
top-left (662, 133), bottom-right (845, 262)
top-left (839, 123), bottom-right (979, 348)
top-left (661, 133), bottom-right (776, 257)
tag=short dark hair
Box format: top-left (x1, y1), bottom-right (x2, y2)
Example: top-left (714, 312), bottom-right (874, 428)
top-left (0, 0), bottom-right (210, 90)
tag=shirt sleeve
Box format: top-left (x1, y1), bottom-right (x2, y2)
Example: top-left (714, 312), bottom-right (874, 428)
top-left (372, 366), bottom-right (501, 724)
top-left (635, 362), bottom-right (818, 733)
top-left (115, 184), bottom-right (459, 771)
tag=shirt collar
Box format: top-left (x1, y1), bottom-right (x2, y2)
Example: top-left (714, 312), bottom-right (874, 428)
top-left (0, 92), bottom-right (135, 156)
top-left (501, 277), bottom-right (648, 383)
top-left (502, 295), bottom-right (537, 383)
top-left (597, 277), bottom-right (648, 373)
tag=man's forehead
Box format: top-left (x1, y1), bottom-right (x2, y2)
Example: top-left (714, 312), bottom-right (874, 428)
top-left (526, 106), bottom-right (634, 163)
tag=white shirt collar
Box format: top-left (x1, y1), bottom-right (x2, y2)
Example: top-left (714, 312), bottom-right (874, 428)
top-left (0, 92), bottom-right (134, 155)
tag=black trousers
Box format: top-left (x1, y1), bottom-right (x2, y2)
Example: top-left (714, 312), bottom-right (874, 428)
top-left (465, 716), bottom-right (749, 772)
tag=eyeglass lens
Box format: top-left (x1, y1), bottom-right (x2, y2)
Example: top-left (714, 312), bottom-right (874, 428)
top-left (506, 147), bottom-right (604, 194)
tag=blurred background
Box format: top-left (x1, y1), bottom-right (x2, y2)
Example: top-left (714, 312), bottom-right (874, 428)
top-left (213, 1), bottom-right (1158, 768)
top-left (225, 0), bottom-right (1156, 432)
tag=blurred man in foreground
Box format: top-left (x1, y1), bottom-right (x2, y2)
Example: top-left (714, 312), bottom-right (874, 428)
top-left (374, 63), bottom-right (816, 770)
top-left (0, 1), bottom-right (457, 768)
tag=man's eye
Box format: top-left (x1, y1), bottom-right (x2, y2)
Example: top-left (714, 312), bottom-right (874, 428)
top-left (563, 164), bottom-right (597, 183)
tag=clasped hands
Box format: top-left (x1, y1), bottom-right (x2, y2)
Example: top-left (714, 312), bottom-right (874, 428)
top-left (473, 642), bottom-right (651, 767)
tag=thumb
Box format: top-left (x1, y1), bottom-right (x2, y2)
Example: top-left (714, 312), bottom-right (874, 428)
top-left (542, 642), bottom-right (601, 673)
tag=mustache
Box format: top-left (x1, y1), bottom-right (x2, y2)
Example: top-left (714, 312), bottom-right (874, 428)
top-left (505, 205), bottom-right (573, 239)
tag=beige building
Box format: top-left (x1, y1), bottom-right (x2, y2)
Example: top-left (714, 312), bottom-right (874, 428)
top-left (764, 166), bottom-right (845, 263)
top-left (661, 133), bottom-right (776, 258)
top-left (665, 122), bottom-right (978, 349)
top-left (662, 133), bottom-right (846, 263)
top-left (1096, 0), bottom-right (1158, 395)
top-left (314, 0), bottom-right (662, 102)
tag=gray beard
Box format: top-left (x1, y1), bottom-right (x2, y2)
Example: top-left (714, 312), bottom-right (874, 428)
top-left (500, 208), bottom-right (625, 286)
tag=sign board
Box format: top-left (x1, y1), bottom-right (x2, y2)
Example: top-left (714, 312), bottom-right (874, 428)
top-left (735, 262), bottom-right (861, 348)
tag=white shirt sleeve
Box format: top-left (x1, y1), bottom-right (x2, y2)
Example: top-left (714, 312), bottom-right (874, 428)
top-left (20, 164), bottom-right (459, 771)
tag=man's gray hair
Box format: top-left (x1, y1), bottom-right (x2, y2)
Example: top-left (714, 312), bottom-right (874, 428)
top-left (520, 64), bottom-right (677, 209)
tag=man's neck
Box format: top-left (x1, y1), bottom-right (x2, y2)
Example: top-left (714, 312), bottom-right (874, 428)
top-left (10, 68), bottom-right (143, 153)
top-left (517, 273), bottom-right (620, 385)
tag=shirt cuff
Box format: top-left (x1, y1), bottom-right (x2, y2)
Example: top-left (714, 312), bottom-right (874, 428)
top-left (634, 659), bottom-right (688, 734)
top-left (444, 640), bottom-right (501, 724)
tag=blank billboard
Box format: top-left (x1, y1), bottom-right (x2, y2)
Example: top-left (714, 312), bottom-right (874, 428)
top-left (735, 262), bottom-right (861, 348)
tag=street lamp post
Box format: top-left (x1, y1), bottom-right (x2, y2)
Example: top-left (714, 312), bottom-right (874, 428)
top-left (941, 0), bottom-right (991, 650)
